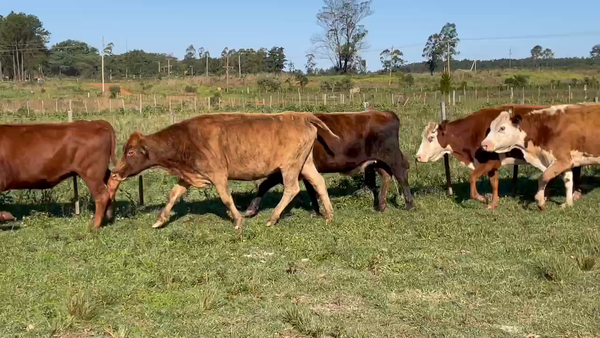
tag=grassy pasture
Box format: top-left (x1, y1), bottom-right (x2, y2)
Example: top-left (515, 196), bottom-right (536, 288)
top-left (0, 96), bottom-right (599, 337)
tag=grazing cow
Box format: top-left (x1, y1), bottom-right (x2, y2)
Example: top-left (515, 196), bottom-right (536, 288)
top-left (243, 110), bottom-right (414, 217)
top-left (415, 104), bottom-right (581, 209)
top-left (481, 103), bottom-right (600, 210)
top-left (0, 121), bottom-right (117, 228)
top-left (110, 112), bottom-right (341, 230)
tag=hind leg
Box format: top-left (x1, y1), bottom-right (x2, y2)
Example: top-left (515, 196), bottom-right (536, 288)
top-left (390, 156), bottom-right (414, 210)
top-left (79, 174), bottom-right (110, 229)
top-left (300, 157), bottom-right (333, 223)
top-left (104, 169), bottom-right (121, 221)
top-left (267, 169), bottom-right (302, 227)
top-left (153, 180), bottom-right (190, 229)
top-left (303, 179), bottom-right (322, 215)
top-left (244, 173), bottom-right (283, 218)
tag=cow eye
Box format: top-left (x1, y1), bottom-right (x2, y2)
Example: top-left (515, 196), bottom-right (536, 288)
top-left (499, 126), bottom-right (506, 132)
top-left (427, 136), bottom-right (434, 142)
top-left (127, 149), bottom-right (136, 157)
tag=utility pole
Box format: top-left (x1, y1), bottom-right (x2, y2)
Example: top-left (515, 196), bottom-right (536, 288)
top-left (225, 54), bottom-right (230, 92)
top-left (238, 53), bottom-right (241, 78)
top-left (101, 36), bottom-right (105, 94)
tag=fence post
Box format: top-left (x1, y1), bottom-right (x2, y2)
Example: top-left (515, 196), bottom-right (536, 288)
top-left (138, 176), bottom-right (144, 206)
top-left (323, 94), bottom-right (327, 105)
top-left (584, 85), bottom-right (587, 101)
top-left (595, 97), bottom-right (599, 103)
top-left (109, 99), bottom-right (112, 112)
top-left (441, 101), bottom-right (453, 195)
top-left (41, 100), bottom-right (44, 114)
top-left (568, 85), bottom-right (572, 103)
top-left (121, 99), bottom-right (125, 110)
top-left (391, 93), bottom-right (394, 105)
top-left (521, 87), bottom-right (525, 104)
top-left (67, 101), bottom-right (80, 215)
top-left (510, 87), bottom-right (514, 102)
top-left (139, 94), bottom-right (142, 114)
top-left (452, 90), bottom-right (456, 106)
top-left (194, 97), bottom-right (197, 113)
top-left (27, 100), bottom-right (30, 115)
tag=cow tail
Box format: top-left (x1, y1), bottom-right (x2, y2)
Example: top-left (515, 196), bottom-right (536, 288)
top-left (307, 115), bottom-right (340, 156)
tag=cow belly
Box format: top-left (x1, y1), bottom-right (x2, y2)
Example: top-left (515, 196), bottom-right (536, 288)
top-left (5, 172), bottom-right (74, 190)
top-left (571, 151), bottom-right (600, 166)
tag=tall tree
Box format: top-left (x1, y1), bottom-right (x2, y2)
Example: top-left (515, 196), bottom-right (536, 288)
top-left (266, 47), bottom-right (286, 73)
top-left (531, 45), bottom-right (543, 66)
top-left (0, 12), bottom-right (50, 81)
top-left (380, 48), bottom-right (403, 71)
top-left (311, 0), bottom-right (373, 74)
top-left (305, 53), bottom-right (316, 75)
top-left (439, 23), bottom-right (459, 65)
top-left (48, 40), bottom-right (99, 77)
top-left (103, 42), bottom-right (114, 56)
top-left (591, 44), bottom-right (600, 58)
top-left (542, 48), bottom-right (554, 67)
top-left (422, 33), bottom-right (441, 75)
top-left (185, 45), bottom-right (196, 60)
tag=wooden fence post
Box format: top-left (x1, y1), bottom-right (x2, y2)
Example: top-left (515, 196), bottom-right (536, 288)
top-left (510, 87), bottom-right (514, 102)
top-left (154, 95), bottom-right (157, 107)
top-left (68, 101), bottom-right (80, 215)
top-left (584, 85), bottom-right (587, 101)
top-left (452, 90), bottom-right (456, 106)
top-left (41, 100), bottom-right (44, 114)
top-left (194, 97), bottom-right (197, 113)
top-left (441, 101), bottom-right (453, 195)
top-left (568, 85), bottom-right (572, 103)
top-left (139, 94), bottom-right (143, 113)
top-left (138, 176), bottom-right (144, 206)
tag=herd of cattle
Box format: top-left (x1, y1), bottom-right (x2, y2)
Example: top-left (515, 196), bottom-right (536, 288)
top-left (1, 102), bottom-right (599, 230)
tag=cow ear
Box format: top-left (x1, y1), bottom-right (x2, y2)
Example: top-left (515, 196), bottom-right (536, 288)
top-left (511, 115), bottom-right (522, 125)
top-left (438, 120), bottom-right (448, 134)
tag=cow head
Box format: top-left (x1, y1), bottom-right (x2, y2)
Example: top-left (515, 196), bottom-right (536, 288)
top-left (415, 121), bottom-right (451, 162)
top-left (112, 132), bottom-right (152, 181)
top-left (481, 110), bottom-right (524, 153)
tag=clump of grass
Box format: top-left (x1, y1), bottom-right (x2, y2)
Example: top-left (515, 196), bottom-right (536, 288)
top-left (201, 287), bottom-right (217, 311)
top-left (575, 256), bottom-right (596, 271)
top-left (67, 291), bottom-right (97, 321)
top-left (282, 306), bottom-right (325, 338)
top-left (537, 256), bottom-right (577, 282)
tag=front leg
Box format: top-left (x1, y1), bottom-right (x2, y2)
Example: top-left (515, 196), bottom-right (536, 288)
top-left (536, 160), bottom-right (572, 211)
top-left (561, 170), bottom-right (574, 209)
top-left (153, 180), bottom-right (190, 228)
top-left (469, 161), bottom-right (498, 205)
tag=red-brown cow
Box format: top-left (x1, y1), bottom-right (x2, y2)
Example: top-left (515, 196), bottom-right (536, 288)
top-left (0, 120), bottom-right (117, 228)
top-left (243, 110), bottom-right (414, 217)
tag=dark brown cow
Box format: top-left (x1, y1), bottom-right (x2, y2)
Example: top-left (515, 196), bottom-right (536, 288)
top-left (415, 104), bottom-right (581, 209)
top-left (482, 103), bottom-right (600, 209)
top-left (0, 120), bottom-right (116, 228)
top-left (110, 112), bottom-right (341, 231)
top-left (243, 110), bottom-right (414, 217)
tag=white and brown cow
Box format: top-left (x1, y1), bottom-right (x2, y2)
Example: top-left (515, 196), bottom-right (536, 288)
top-left (415, 104), bottom-right (581, 209)
top-left (481, 103), bottom-right (600, 210)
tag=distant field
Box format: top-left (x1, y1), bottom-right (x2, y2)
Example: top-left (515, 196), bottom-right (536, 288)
top-left (1, 69), bottom-right (599, 101)
top-left (0, 97), bottom-right (599, 337)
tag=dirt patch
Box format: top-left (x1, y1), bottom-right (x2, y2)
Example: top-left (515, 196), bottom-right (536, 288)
top-left (89, 83), bottom-right (132, 96)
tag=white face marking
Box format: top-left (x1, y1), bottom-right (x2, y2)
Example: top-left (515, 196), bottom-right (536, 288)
top-left (415, 122), bottom-right (452, 163)
top-left (481, 111), bottom-right (525, 153)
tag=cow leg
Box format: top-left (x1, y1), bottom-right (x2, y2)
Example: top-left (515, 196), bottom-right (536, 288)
top-left (299, 160), bottom-right (333, 224)
top-left (366, 166), bottom-right (391, 212)
top-left (79, 175), bottom-right (110, 229)
top-left (243, 173), bottom-right (283, 218)
top-left (487, 169), bottom-right (500, 210)
top-left (572, 166), bottom-right (582, 201)
top-left (153, 180), bottom-right (190, 229)
top-left (266, 168), bottom-right (303, 227)
top-left (536, 161), bottom-right (572, 210)
top-left (469, 162), bottom-right (496, 205)
top-left (212, 178), bottom-right (245, 230)
top-left (364, 165), bottom-right (379, 210)
top-left (303, 179), bottom-right (322, 216)
top-left (105, 170), bottom-right (121, 221)
top-left (561, 170), bottom-right (574, 209)
top-left (389, 156), bottom-right (414, 210)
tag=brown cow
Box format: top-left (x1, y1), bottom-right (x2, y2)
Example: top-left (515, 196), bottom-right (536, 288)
top-left (482, 103), bottom-right (600, 209)
top-left (415, 104), bottom-right (581, 209)
top-left (110, 112), bottom-right (341, 230)
top-left (0, 120), bottom-right (116, 228)
top-left (243, 110), bottom-right (414, 217)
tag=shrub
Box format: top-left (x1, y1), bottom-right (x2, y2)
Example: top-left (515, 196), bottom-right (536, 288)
top-left (320, 80), bottom-right (334, 92)
top-left (295, 74), bottom-right (308, 90)
top-left (439, 72), bottom-right (452, 94)
top-left (109, 85), bottom-right (121, 98)
top-left (504, 75), bottom-right (529, 88)
top-left (405, 74), bottom-right (415, 87)
top-left (184, 85), bottom-right (197, 93)
top-left (257, 78), bottom-right (281, 92)
top-left (336, 77), bottom-right (354, 91)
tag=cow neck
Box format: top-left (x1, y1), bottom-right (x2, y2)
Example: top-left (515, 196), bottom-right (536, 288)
top-left (143, 132), bottom-right (179, 168)
top-left (437, 120), bottom-right (472, 164)
top-left (519, 113), bottom-right (556, 150)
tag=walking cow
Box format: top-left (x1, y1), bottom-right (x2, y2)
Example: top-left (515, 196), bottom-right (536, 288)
top-left (244, 110), bottom-right (414, 217)
top-left (0, 121), bottom-right (117, 228)
top-left (482, 103), bottom-right (600, 209)
top-left (110, 112), bottom-right (341, 231)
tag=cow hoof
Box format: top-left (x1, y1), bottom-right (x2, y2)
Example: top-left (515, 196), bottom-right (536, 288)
top-left (404, 202), bottom-right (415, 211)
top-left (378, 203), bottom-right (387, 212)
top-left (538, 204), bottom-right (547, 211)
top-left (234, 218), bottom-right (244, 230)
top-left (487, 203), bottom-right (498, 210)
top-left (474, 194), bottom-right (487, 204)
top-left (243, 209), bottom-right (258, 218)
top-left (560, 202), bottom-right (573, 210)
top-left (152, 222), bottom-right (165, 229)
top-left (266, 219), bottom-right (277, 227)
top-left (573, 191), bottom-right (582, 201)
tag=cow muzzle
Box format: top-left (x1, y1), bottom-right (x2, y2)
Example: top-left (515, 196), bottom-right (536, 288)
top-left (481, 140), bottom-right (494, 152)
top-left (110, 172), bottom-right (126, 182)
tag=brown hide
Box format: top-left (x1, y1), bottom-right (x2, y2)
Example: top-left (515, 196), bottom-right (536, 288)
top-left (112, 112), bottom-right (340, 230)
top-left (0, 120), bottom-right (117, 228)
top-left (245, 111), bottom-right (414, 216)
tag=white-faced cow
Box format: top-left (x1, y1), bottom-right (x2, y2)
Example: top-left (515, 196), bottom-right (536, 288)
top-left (416, 104), bottom-right (581, 209)
top-left (481, 103), bottom-right (600, 209)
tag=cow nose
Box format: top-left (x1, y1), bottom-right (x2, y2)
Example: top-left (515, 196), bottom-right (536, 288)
top-left (482, 142), bottom-right (491, 151)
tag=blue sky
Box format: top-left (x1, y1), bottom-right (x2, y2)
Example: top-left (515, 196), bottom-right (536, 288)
top-left (9, 0), bottom-right (600, 71)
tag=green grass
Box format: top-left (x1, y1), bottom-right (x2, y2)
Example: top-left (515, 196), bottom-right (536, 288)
top-left (1, 98), bottom-right (599, 337)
